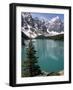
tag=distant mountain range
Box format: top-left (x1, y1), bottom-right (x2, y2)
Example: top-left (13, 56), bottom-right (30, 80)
top-left (21, 12), bottom-right (64, 39)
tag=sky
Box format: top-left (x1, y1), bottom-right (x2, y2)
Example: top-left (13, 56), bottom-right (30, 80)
top-left (31, 12), bottom-right (64, 22)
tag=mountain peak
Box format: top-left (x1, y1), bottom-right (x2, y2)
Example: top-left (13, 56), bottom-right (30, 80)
top-left (49, 16), bottom-right (60, 23)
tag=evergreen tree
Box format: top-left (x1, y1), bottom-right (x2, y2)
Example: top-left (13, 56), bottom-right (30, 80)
top-left (22, 39), bottom-right (41, 77)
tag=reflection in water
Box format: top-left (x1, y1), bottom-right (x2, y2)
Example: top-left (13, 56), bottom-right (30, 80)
top-left (22, 39), bottom-right (64, 72)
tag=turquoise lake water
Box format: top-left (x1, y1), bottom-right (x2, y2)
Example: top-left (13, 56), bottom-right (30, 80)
top-left (22, 39), bottom-right (64, 73)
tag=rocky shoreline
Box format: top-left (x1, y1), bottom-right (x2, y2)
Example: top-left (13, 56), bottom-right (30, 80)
top-left (40, 70), bottom-right (64, 76)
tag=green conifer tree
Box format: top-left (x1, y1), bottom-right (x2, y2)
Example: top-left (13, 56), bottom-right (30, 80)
top-left (23, 39), bottom-right (41, 77)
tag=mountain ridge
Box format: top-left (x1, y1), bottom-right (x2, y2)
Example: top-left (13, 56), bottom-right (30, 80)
top-left (21, 12), bottom-right (64, 38)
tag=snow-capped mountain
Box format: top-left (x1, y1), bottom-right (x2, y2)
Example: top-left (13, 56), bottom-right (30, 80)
top-left (21, 12), bottom-right (64, 38)
top-left (48, 16), bottom-right (64, 33)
